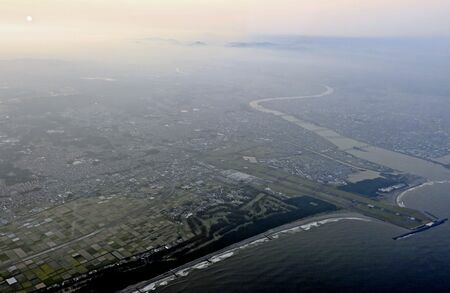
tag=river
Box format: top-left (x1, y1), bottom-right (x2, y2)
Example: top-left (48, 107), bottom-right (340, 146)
top-left (250, 85), bottom-right (450, 181)
top-left (128, 87), bottom-right (450, 292)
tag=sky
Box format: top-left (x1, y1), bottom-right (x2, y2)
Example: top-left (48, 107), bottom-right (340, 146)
top-left (1, 0), bottom-right (450, 58)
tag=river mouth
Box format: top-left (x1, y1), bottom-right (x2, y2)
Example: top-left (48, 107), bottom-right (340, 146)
top-left (121, 87), bottom-right (450, 293)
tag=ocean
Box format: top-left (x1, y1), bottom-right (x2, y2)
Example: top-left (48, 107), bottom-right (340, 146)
top-left (155, 182), bottom-right (450, 292)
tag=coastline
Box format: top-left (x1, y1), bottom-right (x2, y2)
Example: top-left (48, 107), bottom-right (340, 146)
top-left (116, 86), bottom-right (450, 292)
top-left (395, 180), bottom-right (450, 208)
top-left (121, 211), bottom-right (372, 292)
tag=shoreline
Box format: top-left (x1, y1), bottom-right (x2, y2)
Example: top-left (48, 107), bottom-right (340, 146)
top-left (93, 87), bottom-right (448, 292)
top-left (382, 177), bottom-right (427, 206)
top-left (121, 211), bottom-right (372, 292)
top-left (395, 180), bottom-right (450, 208)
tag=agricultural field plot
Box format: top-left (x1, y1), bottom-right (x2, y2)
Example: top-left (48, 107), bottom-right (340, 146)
top-left (0, 168), bottom-right (339, 292)
top-left (0, 140), bottom-right (434, 292)
top-left (0, 194), bottom-right (195, 292)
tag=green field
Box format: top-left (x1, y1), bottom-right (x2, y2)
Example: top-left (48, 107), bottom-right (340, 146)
top-left (0, 194), bottom-right (194, 292)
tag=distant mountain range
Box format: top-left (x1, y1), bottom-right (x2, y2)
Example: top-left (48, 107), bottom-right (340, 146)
top-left (226, 41), bottom-right (277, 48)
top-left (130, 35), bottom-right (450, 59)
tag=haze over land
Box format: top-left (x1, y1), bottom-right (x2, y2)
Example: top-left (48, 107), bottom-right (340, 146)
top-left (2, 0), bottom-right (450, 59)
top-left (1, 1), bottom-right (450, 292)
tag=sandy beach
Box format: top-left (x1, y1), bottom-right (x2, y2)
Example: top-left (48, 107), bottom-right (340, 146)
top-left (122, 211), bottom-right (372, 292)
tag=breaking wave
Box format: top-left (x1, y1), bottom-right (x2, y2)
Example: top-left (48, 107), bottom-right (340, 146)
top-left (136, 216), bottom-right (370, 292)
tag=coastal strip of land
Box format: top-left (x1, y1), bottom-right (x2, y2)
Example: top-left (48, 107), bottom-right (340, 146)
top-left (121, 211), bottom-right (373, 293)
